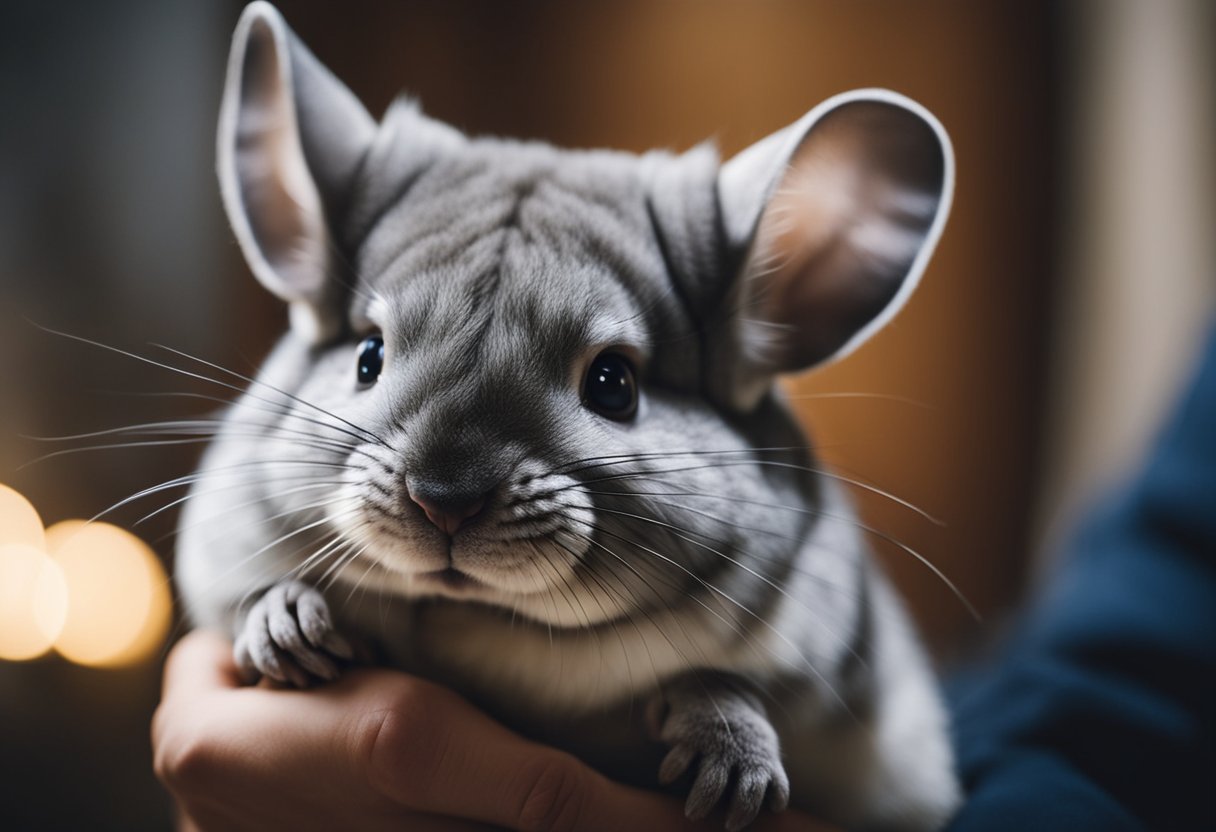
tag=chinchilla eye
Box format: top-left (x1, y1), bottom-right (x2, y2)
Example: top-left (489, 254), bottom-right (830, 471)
top-left (356, 334), bottom-right (384, 387)
top-left (582, 352), bottom-right (637, 420)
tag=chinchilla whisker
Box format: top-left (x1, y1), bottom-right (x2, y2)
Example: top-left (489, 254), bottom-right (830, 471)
top-left (583, 492), bottom-right (873, 614)
top-left (314, 523), bottom-right (379, 590)
top-left (612, 493), bottom-right (862, 593)
top-left (568, 515), bottom-right (850, 710)
top-left (578, 484), bottom-right (817, 553)
top-left (157, 428), bottom-right (364, 459)
top-left (554, 459), bottom-right (943, 527)
top-left (88, 460), bottom-right (357, 528)
top-left (534, 551), bottom-right (588, 630)
top-left (241, 506), bottom-right (362, 573)
top-left (553, 536), bottom-right (693, 685)
top-left (24, 431), bottom-right (364, 470)
top-left (101, 419), bottom-right (367, 458)
top-left (841, 516), bottom-right (980, 623)
top-left (561, 524), bottom-right (811, 707)
top-left (282, 530), bottom-right (351, 586)
top-left (552, 550), bottom-right (635, 685)
top-left (522, 558), bottom-right (557, 647)
top-left (580, 481), bottom-right (975, 621)
top-left (556, 446), bottom-right (816, 476)
top-left (109, 390), bottom-right (389, 457)
top-left (186, 457), bottom-right (357, 476)
top-left (554, 448), bottom-right (940, 523)
top-left (19, 437), bottom-right (241, 468)
top-left (25, 417), bottom-right (350, 449)
top-left (536, 552), bottom-right (595, 632)
top-left (341, 541), bottom-right (387, 607)
top-left (780, 391), bottom-right (933, 410)
top-left (317, 539), bottom-right (373, 594)
top-left (86, 470), bottom-right (306, 529)
top-left (563, 522), bottom-right (760, 664)
top-left (150, 483), bottom-right (352, 533)
top-left (595, 497), bottom-right (863, 639)
top-left (29, 413), bottom-right (371, 466)
top-left (585, 491), bottom-right (801, 543)
top-left (755, 462), bottom-right (943, 526)
top-left (559, 549), bottom-right (669, 707)
top-left (569, 501), bottom-right (866, 671)
top-left (241, 501), bottom-right (356, 570)
top-left (299, 530), bottom-right (370, 596)
top-left (181, 520), bottom-right (354, 615)
top-left (195, 397), bottom-right (384, 457)
top-left (24, 419), bottom-right (235, 442)
top-left (151, 342), bottom-right (389, 449)
top-left (34, 324), bottom-right (384, 450)
top-left (139, 476), bottom-right (347, 530)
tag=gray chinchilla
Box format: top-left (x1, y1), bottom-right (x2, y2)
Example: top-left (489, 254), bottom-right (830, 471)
top-left (176, 3), bottom-right (961, 829)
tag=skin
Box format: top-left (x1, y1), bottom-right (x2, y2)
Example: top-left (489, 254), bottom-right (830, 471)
top-left (152, 630), bottom-right (836, 832)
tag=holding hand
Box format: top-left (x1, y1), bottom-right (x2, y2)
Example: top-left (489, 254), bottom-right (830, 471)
top-left (152, 631), bottom-right (831, 831)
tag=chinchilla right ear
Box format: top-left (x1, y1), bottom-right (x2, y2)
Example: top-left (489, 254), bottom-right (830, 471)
top-left (712, 89), bottom-right (954, 410)
top-left (218, 2), bottom-right (376, 343)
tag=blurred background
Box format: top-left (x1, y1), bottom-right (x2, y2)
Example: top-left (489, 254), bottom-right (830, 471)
top-left (0, 1), bottom-right (1212, 829)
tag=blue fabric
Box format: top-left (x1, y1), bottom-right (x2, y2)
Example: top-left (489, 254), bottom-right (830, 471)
top-left (947, 326), bottom-right (1216, 831)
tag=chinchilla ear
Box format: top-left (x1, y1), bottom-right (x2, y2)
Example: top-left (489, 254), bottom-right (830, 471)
top-left (713, 89), bottom-right (953, 409)
top-left (218, 2), bottom-right (376, 343)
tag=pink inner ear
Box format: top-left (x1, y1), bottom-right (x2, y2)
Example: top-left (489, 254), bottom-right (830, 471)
top-left (229, 17), bottom-right (331, 310)
top-left (217, 5), bottom-right (377, 344)
top-left (744, 100), bottom-right (946, 371)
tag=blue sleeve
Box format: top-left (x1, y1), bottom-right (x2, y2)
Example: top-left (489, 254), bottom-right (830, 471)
top-left (946, 326), bottom-right (1216, 831)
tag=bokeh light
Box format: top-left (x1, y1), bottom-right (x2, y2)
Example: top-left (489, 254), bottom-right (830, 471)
top-left (0, 482), bottom-right (46, 550)
top-left (0, 542), bottom-right (68, 661)
top-left (0, 484), bottom-right (172, 668)
top-left (43, 518), bottom-right (87, 553)
top-left (47, 521), bottom-right (172, 668)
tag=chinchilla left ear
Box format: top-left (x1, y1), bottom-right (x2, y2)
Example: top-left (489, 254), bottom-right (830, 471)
top-left (218, 2), bottom-right (376, 343)
top-left (712, 89), bottom-right (953, 409)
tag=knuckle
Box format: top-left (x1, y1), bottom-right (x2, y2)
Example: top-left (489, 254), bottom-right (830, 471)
top-left (358, 680), bottom-right (447, 806)
top-left (516, 755), bottom-right (590, 832)
top-left (152, 718), bottom-right (216, 792)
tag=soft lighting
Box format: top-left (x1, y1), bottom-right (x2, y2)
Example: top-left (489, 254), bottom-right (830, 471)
top-left (47, 521), bottom-right (172, 668)
top-left (43, 518), bottom-right (87, 553)
top-left (0, 542), bottom-right (68, 661)
top-left (0, 483), bottom-right (46, 550)
top-left (0, 482), bottom-right (172, 668)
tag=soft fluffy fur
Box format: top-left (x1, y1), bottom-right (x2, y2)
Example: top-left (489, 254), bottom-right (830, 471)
top-left (176, 4), bottom-right (961, 830)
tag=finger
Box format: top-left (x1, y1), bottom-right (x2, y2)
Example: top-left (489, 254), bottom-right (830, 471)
top-left (355, 676), bottom-right (704, 831)
top-left (751, 810), bottom-right (840, 832)
top-left (162, 629), bottom-right (243, 698)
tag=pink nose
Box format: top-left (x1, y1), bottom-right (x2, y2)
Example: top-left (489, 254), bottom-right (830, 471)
top-left (409, 492), bottom-right (486, 536)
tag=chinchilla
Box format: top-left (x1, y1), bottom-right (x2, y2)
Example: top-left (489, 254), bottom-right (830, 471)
top-left (176, 3), bottom-right (960, 829)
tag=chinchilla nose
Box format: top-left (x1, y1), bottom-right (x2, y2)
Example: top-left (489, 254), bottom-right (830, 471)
top-left (407, 484), bottom-right (488, 536)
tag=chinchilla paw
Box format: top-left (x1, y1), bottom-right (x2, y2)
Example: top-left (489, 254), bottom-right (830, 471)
top-left (233, 580), bottom-right (353, 687)
top-left (653, 692), bottom-right (790, 831)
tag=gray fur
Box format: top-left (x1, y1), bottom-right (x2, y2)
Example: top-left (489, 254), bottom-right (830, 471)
top-left (178, 4), bottom-right (960, 830)
top-left (233, 579), bottom-right (353, 685)
top-left (652, 673), bottom-right (791, 831)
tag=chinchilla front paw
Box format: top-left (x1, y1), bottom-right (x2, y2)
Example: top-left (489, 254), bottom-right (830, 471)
top-left (649, 687), bottom-right (790, 831)
top-left (233, 580), bottom-right (353, 687)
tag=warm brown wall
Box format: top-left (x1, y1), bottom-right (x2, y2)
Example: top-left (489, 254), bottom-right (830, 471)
top-left (270, 0), bottom-right (1061, 652)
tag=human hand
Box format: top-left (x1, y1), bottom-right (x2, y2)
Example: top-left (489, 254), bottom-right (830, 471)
top-left (152, 630), bottom-right (834, 831)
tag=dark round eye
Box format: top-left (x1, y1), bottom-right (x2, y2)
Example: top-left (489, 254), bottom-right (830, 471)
top-left (356, 334), bottom-right (384, 387)
top-left (582, 352), bottom-right (637, 420)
